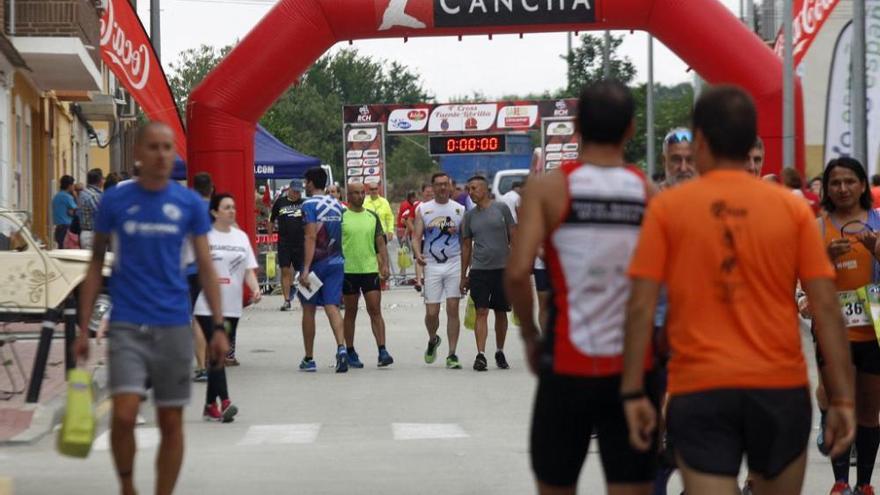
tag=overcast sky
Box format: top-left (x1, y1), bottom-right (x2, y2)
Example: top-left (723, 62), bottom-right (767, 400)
top-left (142, 0), bottom-right (742, 101)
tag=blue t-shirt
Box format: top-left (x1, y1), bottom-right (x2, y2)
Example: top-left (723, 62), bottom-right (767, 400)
top-left (52, 191), bottom-right (77, 225)
top-left (302, 194), bottom-right (344, 267)
top-left (95, 181), bottom-right (211, 325)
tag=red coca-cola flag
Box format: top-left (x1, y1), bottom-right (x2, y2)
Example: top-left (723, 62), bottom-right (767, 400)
top-left (772, 0), bottom-right (841, 67)
top-left (100, 0), bottom-right (187, 158)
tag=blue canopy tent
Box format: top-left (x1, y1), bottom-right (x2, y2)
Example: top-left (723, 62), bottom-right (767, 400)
top-left (172, 125), bottom-right (320, 180)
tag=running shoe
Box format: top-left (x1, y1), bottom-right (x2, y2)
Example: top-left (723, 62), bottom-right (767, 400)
top-left (424, 335), bottom-right (441, 364)
top-left (446, 354), bottom-right (462, 369)
top-left (378, 349), bottom-right (394, 367)
top-left (225, 356), bottom-right (240, 367)
top-left (336, 350), bottom-right (349, 373)
top-left (299, 358), bottom-right (317, 372)
top-left (348, 350), bottom-right (364, 369)
top-left (856, 486), bottom-right (876, 495)
top-left (193, 368), bottom-right (208, 382)
top-left (473, 353), bottom-right (488, 372)
top-left (280, 300), bottom-right (291, 311)
top-left (831, 482), bottom-right (854, 495)
top-left (495, 351), bottom-right (510, 369)
top-left (220, 399), bottom-right (238, 423)
top-left (203, 403), bottom-right (222, 422)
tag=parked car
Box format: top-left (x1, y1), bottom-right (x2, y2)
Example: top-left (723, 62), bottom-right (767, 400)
top-left (0, 209), bottom-right (112, 321)
top-left (492, 169), bottom-right (530, 197)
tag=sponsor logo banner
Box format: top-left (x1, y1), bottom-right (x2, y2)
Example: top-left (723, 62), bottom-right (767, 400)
top-left (100, 0), bottom-right (186, 158)
top-left (344, 124), bottom-right (387, 194)
top-left (772, 0), bottom-right (841, 67)
top-left (542, 117), bottom-right (579, 170)
top-left (434, 0), bottom-right (596, 27)
top-left (497, 105), bottom-right (539, 129)
top-left (388, 108), bottom-right (430, 132)
top-left (429, 104), bottom-right (498, 132)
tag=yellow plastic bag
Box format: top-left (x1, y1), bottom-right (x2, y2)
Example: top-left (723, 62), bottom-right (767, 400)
top-left (465, 297), bottom-right (476, 331)
top-left (266, 251), bottom-right (276, 280)
top-left (510, 311), bottom-right (521, 327)
top-left (57, 368), bottom-right (95, 458)
top-left (397, 245), bottom-right (413, 270)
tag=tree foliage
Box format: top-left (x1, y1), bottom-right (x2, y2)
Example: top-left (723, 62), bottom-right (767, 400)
top-left (167, 44), bottom-right (234, 119)
top-left (565, 33), bottom-right (636, 95)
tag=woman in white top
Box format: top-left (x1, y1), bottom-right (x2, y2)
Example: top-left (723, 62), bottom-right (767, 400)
top-left (194, 193), bottom-right (261, 423)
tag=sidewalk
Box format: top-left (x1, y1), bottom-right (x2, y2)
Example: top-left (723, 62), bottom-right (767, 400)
top-left (0, 323), bottom-right (105, 444)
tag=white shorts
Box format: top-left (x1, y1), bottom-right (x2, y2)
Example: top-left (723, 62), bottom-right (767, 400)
top-left (423, 261), bottom-right (462, 304)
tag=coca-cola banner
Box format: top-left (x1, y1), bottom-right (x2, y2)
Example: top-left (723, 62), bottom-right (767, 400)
top-left (100, 0), bottom-right (187, 158)
top-left (772, 0), bottom-right (841, 67)
top-left (343, 99), bottom-right (578, 135)
top-left (824, 2), bottom-right (880, 174)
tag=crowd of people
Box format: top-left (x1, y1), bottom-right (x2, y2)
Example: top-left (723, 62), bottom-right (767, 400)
top-left (61, 77), bottom-right (880, 495)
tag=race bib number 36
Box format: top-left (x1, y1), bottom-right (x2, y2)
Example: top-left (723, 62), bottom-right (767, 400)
top-left (839, 291), bottom-right (871, 327)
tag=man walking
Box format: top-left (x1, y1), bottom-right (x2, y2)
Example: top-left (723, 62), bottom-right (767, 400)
top-left (461, 175), bottom-right (516, 371)
top-left (298, 167), bottom-right (349, 373)
top-left (413, 172), bottom-right (466, 369)
top-left (52, 175), bottom-right (77, 248)
top-left (269, 180), bottom-right (306, 311)
top-left (77, 168), bottom-right (104, 250)
top-left (76, 122), bottom-right (228, 495)
top-left (342, 183), bottom-right (394, 368)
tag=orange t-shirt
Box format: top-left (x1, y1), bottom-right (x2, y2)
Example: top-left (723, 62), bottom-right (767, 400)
top-left (820, 214), bottom-right (876, 342)
top-left (628, 169), bottom-right (835, 395)
top-left (871, 187), bottom-right (880, 206)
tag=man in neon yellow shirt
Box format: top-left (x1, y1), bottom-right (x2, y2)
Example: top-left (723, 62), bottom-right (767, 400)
top-left (364, 182), bottom-right (395, 243)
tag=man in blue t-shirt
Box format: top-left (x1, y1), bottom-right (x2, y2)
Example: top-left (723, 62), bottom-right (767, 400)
top-left (75, 122), bottom-right (226, 495)
top-left (51, 175), bottom-right (77, 248)
top-left (297, 166), bottom-right (349, 373)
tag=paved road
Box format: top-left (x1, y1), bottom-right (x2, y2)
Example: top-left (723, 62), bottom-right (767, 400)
top-left (0, 290), bottom-right (857, 494)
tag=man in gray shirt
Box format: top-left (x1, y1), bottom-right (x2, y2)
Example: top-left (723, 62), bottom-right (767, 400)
top-left (461, 175), bottom-right (517, 371)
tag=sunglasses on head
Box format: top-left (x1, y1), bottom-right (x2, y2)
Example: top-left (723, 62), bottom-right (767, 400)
top-left (664, 129), bottom-right (693, 145)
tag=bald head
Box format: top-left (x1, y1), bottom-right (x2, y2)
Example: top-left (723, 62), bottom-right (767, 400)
top-left (348, 182), bottom-right (366, 208)
top-left (134, 122), bottom-right (175, 182)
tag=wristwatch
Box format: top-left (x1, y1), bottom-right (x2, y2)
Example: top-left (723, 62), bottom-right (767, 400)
top-left (213, 321), bottom-right (227, 333)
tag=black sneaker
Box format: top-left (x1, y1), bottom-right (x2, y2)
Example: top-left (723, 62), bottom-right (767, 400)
top-left (424, 335), bottom-right (441, 364)
top-left (473, 353), bottom-right (488, 372)
top-left (280, 300), bottom-right (291, 311)
top-left (335, 350), bottom-right (349, 373)
top-left (495, 351), bottom-right (510, 369)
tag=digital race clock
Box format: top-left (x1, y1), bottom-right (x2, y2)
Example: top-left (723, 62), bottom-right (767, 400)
top-left (429, 134), bottom-right (507, 155)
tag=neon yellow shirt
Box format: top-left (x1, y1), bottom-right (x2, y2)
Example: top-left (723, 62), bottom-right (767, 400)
top-left (364, 195), bottom-right (395, 236)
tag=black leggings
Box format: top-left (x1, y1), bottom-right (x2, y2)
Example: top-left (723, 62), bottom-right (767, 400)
top-left (196, 316), bottom-right (238, 405)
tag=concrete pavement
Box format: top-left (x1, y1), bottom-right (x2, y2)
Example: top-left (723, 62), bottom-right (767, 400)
top-left (0, 290), bottom-right (857, 494)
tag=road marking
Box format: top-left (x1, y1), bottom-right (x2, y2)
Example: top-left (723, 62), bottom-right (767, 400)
top-left (237, 424), bottom-right (321, 446)
top-left (392, 423), bottom-right (469, 441)
top-left (94, 427), bottom-right (159, 451)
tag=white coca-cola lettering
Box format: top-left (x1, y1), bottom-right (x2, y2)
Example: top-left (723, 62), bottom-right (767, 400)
top-left (773, 0), bottom-right (839, 61)
top-left (99, 0), bottom-right (151, 91)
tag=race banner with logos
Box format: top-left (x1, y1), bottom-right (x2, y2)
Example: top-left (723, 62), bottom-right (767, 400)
top-left (343, 99), bottom-right (578, 135)
top-left (824, 3), bottom-right (880, 174)
top-left (344, 123), bottom-right (387, 195)
top-left (375, 0), bottom-right (597, 31)
top-left (100, 0), bottom-right (187, 158)
top-left (541, 117), bottom-right (580, 170)
top-left (772, 0), bottom-right (841, 68)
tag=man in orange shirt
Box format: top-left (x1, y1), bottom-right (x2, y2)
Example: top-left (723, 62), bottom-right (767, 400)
top-left (620, 85), bottom-right (855, 495)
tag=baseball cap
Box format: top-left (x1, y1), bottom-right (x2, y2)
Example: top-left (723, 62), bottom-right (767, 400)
top-left (288, 180), bottom-right (304, 191)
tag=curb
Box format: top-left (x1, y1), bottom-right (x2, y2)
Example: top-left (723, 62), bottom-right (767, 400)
top-left (4, 364), bottom-right (109, 445)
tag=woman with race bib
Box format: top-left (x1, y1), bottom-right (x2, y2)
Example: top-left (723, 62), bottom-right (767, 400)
top-left (806, 157), bottom-right (880, 495)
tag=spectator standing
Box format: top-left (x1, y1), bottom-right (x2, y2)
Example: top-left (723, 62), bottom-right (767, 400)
top-left (77, 169), bottom-right (104, 250)
top-left (499, 181), bottom-right (523, 222)
top-left (269, 180), bottom-right (307, 311)
top-left (190, 172), bottom-right (214, 378)
top-left (51, 175), bottom-right (77, 248)
top-left (364, 182), bottom-right (395, 243)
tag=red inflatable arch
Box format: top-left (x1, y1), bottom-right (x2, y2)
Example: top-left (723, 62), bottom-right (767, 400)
top-left (187, 0), bottom-right (803, 238)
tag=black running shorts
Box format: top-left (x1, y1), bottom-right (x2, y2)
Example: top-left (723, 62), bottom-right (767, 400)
top-left (531, 372), bottom-right (658, 487)
top-left (343, 273), bottom-right (381, 296)
top-left (187, 273), bottom-right (201, 309)
top-left (666, 387), bottom-right (811, 479)
top-left (533, 269), bottom-right (551, 293)
top-left (469, 269), bottom-right (510, 312)
top-left (277, 241), bottom-right (304, 272)
top-left (813, 326), bottom-right (880, 375)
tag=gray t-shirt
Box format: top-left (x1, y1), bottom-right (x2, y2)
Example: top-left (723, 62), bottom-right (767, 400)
top-left (461, 201), bottom-right (516, 270)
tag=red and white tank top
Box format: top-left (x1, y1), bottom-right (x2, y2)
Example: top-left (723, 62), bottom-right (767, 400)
top-left (544, 162), bottom-right (649, 377)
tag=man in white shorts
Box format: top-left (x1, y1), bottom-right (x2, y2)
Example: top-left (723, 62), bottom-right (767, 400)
top-left (413, 172), bottom-right (466, 369)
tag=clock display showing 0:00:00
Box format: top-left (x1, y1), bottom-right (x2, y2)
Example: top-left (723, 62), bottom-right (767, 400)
top-left (429, 134), bottom-right (507, 154)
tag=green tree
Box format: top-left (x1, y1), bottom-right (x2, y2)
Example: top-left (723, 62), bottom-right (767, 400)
top-left (627, 83), bottom-right (694, 170)
top-left (167, 44), bottom-right (234, 119)
top-left (565, 33), bottom-right (636, 96)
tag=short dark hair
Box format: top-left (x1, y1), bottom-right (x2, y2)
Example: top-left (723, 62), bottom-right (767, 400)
top-left (692, 85), bottom-right (757, 161)
top-left (752, 136), bottom-right (764, 151)
top-left (135, 121), bottom-right (172, 146)
top-left (60, 175), bottom-right (75, 190)
top-left (871, 174), bottom-right (880, 187)
top-left (305, 167), bottom-right (328, 190)
top-left (406, 191), bottom-right (417, 202)
top-left (104, 172), bottom-right (120, 190)
top-left (421, 183), bottom-right (432, 192)
top-left (467, 175), bottom-right (488, 184)
top-left (209, 193), bottom-right (234, 223)
top-left (577, 80), bottom-right (635, 145)
top-left (193, 172), bottom-right (214, 197)
top-left (781, 168), bottom-right (803, 190)
top-left (431, 172), bottom-right (449, 184)
top-left (86, 168), bottom-right (103, 186)
top-left (822, 157), bottom-right (872, 212)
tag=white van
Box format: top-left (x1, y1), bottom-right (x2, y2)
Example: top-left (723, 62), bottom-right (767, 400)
top-left (492, 169), bottom-right (530, 197)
